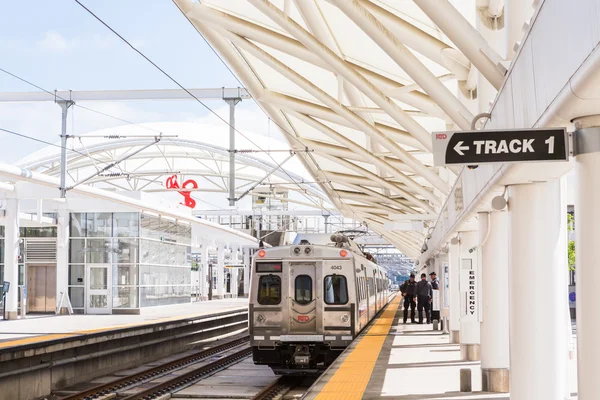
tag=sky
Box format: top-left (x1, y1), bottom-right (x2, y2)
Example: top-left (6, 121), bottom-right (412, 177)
top-left (0, 0), bottom-right (276, 163)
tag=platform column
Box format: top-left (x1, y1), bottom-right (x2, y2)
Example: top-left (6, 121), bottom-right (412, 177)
top-left (507, 181), bottom-right (568, 400)
top-left (200, 243), bottom-right (209, 300)
top-left (458, 231), bottom-right (480, 361)
top-left (479, 211), bottom-right (509, 392)
top-left (230, 245), bottom-right (238, 298)
top-left (573, 116), bottom-right (600, 400)
top-left (243, 249), bottom-right (250, 297)
top-left (216, 245), bottom-right (225, 299)
top-left (448, 240), bottom-right (460, 343)
top-left (56, 208), bottom-right (70, 314)
top-left (4, 198), bottom-right (20, 320)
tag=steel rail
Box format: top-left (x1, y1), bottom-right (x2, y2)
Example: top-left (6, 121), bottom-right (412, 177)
top-left (60, 335), bottom-right (249, 400)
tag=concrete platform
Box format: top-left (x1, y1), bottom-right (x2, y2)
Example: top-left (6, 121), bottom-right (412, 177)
top-left (0, 298), bottom-right (248, 347)
top-left (304, 296), bottom-right (579, 400)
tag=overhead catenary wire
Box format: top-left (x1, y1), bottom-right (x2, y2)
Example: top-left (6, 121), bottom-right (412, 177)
top-left (74, 0), bottom-right (341, 220)
top-left (0, 66), bottom-right (164, 136)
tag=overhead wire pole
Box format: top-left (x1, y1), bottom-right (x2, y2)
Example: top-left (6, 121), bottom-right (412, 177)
top-left (57, 99), bottom-right (75, 198)
top-left (224, 93), bottom-right (242, 206)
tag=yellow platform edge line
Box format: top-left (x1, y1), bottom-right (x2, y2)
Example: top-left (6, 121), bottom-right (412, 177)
top-left (314, 296), bottom-right (401, 400)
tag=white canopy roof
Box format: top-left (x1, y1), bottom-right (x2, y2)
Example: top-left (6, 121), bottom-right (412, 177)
top-left (173, 0), bottom-right (513, 258)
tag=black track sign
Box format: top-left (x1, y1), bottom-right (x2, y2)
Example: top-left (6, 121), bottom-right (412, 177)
top-left (432, 128), bottom-right (569, 166)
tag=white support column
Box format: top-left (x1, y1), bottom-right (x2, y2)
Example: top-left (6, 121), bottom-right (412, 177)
top-left (230, 245), bottom-right (239, 297)
top-left (508, 181), bottom-right (568, 400)
top-left (56, 208), bottom-right (70, 314)
top-left (573, 117), bottom-right (600, 400)
top-left (448, 240), bottom-right (460, 343)
top-left (200, 243), bottom-right (209, 300)
top-left (479, 211), bottom-right (510, 392)
top-left (243, 249), bottom-right (251, 297)
top-left (458, 230), bottom-right (480, 361)
top-left (4, 198), bottom-right (19, 320)
top-left (216, 246), bottom-right (225, 299)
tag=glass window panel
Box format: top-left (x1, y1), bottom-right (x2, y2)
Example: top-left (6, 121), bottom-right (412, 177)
top-left (257, 275), bottom-right (281, 305)
top-left (113, 286), bottom-right (139, 308)
top-left (160, 218), bottom-right (178, 242)
top-left (86, 213), bottom-right (113, 237)
top-left (70, 213), bottom-right (86, 237)
top-left (69, 287), bottom-right (84, 308)
top-left (89, 267), bottom-right (108, 290)
top-left (89, 294), bottom-right (108, 308)
top-left (295, 275), bottom-right (312, 305)
top-left (18, 264), bottom-right (24, 286)
top-left (87, 239), bottom-right (112, 263)
top-left (139, 265), bottom-right (153, 286)
top-left (70, 239), bottom-right (85, 264)
top-left (177, 223), bottom-right (191, 245)
top-left (115, 238), bottom-right (139, 263)
top-left (141, 213), bottom-right (160, 239)
top-left (117, 264), bottom-right (138, 286)
top-left (69, 264), bottom-right (85, 285)
top-left (114, 212), bottom-right (139, 237)
top-left (324, 275), bottom-right (348, 305)
top-left (21, 227), bottom-right (57, 237)
top-left (140, 240), bottom-right (155, 264)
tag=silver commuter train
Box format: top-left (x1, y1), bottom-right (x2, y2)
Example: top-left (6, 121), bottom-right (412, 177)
top-left (248, 234), bottom-right (389, 374)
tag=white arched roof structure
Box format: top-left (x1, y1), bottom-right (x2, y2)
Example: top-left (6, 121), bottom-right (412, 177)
top-left (173, 0), bottom-right (523, 258)
top-left (15, 122), bottom-right (332, 211)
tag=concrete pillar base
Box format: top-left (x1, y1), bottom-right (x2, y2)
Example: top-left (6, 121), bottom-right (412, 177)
top-left (482, 368), bottom-right (510, 392)
top-left (5, 311), bottom-right (18, 320)
top-left (460, 344), bottom-right (480, 361)
top-left (450, 330), bottom-right (460, 344)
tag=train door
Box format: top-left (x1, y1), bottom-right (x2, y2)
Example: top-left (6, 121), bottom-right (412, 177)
top-left (364, 270), bottom-right (370, 322)
top-left (289, 263), bottom-right (318, 334)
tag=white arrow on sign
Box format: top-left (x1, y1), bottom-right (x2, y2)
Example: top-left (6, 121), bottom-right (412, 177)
top-left (454, 141), bottom-right (469, 155)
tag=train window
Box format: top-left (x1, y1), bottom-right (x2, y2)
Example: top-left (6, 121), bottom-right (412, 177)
top-left (358, 277), bottom-right (363, 300)
top-left (257, 275), bottom-right (281, 305)
top-left (324, 275), bottom-right (348, 304)
top-left (295, 275), bottom-right (312, 305)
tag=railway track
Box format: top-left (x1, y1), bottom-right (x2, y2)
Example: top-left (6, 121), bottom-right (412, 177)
top-left (121, 346), bottom-right (252, 400)
top-left (250, 376), bottom-right (303, 400)
top-left (61, 335), bottom-right (250, 400)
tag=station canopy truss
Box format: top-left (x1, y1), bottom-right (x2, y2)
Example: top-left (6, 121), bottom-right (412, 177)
top-left (14, 122), bottom-right (332, 212)
top-left (173, 0), bottom-right (511, 258)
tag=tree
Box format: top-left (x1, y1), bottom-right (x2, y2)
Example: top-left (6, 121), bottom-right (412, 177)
top-left (567, 213), bottom-right (575, 271)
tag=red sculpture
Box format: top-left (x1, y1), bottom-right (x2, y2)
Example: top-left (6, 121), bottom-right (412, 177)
top-left (165, 175), bottom-right (198, 208)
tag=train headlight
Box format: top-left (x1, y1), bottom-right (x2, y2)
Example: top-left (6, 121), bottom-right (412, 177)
top-left (304, 247), bottom-right (312, 255)
top-left (256, 314), bottom-right (266, 323)
top-left (340, 314), bottom-right (350, 323)
top-left (293, 247), bottom-right (301, 255)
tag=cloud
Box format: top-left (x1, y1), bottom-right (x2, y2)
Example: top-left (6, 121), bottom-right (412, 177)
top-left (36, 32), bottom-right (144, 52)
top-left (37, 31), bottom-right (76, 52)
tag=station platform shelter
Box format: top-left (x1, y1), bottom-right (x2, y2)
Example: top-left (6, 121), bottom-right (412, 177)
top-left (174, 0), bottom-right (600, 398)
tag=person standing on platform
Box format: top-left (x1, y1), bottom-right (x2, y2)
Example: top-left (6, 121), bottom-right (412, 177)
top-left (429, 272), bottom-right (440, 289)
top-left (416, 273), bottom-right (433, 324)
top-left (400, 273), bottom-right (417, 324)
top-left (429, 271), bottom-right (440, 322)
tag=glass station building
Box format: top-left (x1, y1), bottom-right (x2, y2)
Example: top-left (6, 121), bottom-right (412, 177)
top-left (68, 212), bottom-right (192, 314)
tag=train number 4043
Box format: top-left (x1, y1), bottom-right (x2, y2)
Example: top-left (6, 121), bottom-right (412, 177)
top-left (331, 265), bottom-right (343, 270)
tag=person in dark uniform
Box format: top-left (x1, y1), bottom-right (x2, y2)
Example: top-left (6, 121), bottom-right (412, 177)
top-left (429, 272), bottom-right (440, 289)
top-left (416, 273), bottom-right (433, 324)
top-left (400, 274), bottom-right (417, 324)
top-left (429, 272), bottom-right (440, 322)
